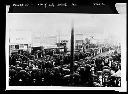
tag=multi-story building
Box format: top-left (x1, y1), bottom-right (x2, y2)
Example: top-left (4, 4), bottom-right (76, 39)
top-left (9, 29), bottom-right (32, 54)
top-left (75, 34), bottom-right (84, 51)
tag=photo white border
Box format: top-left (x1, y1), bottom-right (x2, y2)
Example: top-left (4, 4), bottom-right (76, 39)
top-left (6, 12), bottom-right (127, 92)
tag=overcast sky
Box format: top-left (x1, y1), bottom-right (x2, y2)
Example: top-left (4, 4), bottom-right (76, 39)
top-left (7, 13), bottom-right (126, 45)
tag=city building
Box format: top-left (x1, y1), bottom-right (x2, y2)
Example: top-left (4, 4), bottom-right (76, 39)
top-left (9, 29), bottom-right (32, 54)
top-left (75, 34), bottom-right (84, 51)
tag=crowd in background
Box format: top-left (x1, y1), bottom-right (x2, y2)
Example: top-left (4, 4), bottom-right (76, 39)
top-left (9, 48), bottom-right (121, 86)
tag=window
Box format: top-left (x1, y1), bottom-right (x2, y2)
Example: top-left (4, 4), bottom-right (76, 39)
top-left (15, 45), bottom-right (19, 49)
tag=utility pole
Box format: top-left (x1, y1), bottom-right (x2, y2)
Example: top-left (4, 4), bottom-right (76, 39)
top-left (70, 21), bottom-right (74, 75)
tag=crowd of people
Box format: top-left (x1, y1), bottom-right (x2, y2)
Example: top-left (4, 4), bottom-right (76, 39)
top-left (9, 48), bottom-right (121, 86)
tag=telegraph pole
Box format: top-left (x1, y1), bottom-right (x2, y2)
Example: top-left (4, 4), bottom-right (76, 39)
top-left (70, 21), bottom-right (74, 75)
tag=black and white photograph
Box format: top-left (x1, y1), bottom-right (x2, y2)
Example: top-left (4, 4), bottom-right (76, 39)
top-left (6, 3), bottom-right (127, 92)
